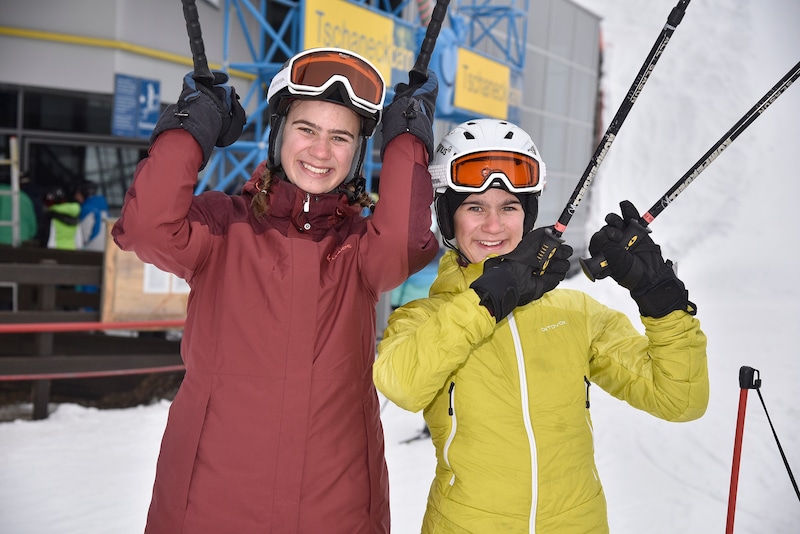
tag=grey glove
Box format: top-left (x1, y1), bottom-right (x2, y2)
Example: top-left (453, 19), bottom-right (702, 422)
top-left (151, 71), bottom-right (246, 170)
top-left (470, 227), bottom-right (573, 322)
top-left (380, 70), bottom-right (438, 162)
top-left (588, 200), bottom-right (696, 317)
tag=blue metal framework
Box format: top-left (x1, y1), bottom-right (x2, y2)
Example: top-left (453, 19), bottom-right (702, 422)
top-left (197, 0), bottom-right (528, 194)
top-left (455, 0), bottom-right (528, 70)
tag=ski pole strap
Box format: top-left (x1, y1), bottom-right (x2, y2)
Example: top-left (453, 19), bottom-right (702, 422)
top-left (738, 366), bottom-right (800, 503)
top-left (753, 387), bottom-right (800, 502)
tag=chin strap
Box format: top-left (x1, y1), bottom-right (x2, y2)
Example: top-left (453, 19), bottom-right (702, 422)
top-left (441, 235), bottom-right (471, 266)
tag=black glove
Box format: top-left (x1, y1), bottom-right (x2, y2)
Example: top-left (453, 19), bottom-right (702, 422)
top-left (588, 200), bottom-right (696, 318)
top-left (151, 71), bottom-right (247, 170)
top-left (470, 227), bottom-right (573, 322)
top-left (380, 70), bottom-right (438, 162)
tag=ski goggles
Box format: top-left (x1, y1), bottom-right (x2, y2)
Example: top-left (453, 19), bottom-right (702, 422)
top-left (430, 148), bottom-right (545, 194)
top-left (280, 48), bottom-right (386, 117)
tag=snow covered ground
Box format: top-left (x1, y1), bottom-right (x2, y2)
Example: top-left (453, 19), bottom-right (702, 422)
top-left (1, 0), bottom-right (799, 532)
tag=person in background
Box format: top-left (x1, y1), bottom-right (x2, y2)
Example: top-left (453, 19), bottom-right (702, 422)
top-left (74, 180), bottom-right (109, 251)
top-left (112, 48), bottom-right (438, 533)
top-left (44, 186), bottom-right (83, 250)
top-left (0, 183), bottom-right (38, 245)
top-left (374, 118), bottom-right (709, 533)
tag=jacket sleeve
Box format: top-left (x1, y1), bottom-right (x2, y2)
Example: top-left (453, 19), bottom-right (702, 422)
top-left (374, 289), bottom-right (495, 412)
top-left (111, 130), bottom-right (212, 281)
top-left (588, 305), bottom-right (709, 422)
top-left (360, 133), bottom-right (438, 294)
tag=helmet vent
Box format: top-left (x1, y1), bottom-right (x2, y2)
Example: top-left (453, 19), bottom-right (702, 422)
top-left (463, 131), bottom-right (475, 140)
top-left (504, 131), bottom-right (514, 139)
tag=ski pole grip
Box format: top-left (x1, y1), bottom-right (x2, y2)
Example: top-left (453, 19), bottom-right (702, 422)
top-left (739, 366), bottom-right (761, 390)
top-left (409, 0), bottom-right (450, 87)
top-left (181, 0), bottom-right (214, 88)
top-left (579, 219), bottom-right (651, 281)
top-left (579, 252), bottom-right (609, 282)
top-left (533, 227), bottom-right (565, 276)
top-left (666, 0), bottom-right (691, 28)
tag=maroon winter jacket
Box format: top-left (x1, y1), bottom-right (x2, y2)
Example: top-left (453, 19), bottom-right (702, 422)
top-left (112, 129), bottom-right (437, 533)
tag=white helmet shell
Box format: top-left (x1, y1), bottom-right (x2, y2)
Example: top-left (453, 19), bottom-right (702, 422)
top-left (429, 118), bottom-right (546, 195)
top-left (266, 48), bottom-right (385, 183)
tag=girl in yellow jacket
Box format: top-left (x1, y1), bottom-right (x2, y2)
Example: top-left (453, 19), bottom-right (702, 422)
top-left (374, 119), bottom-right (709, 533)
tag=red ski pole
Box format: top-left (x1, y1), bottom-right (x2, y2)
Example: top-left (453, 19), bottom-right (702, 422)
top-left (726, 366), bottom-right (761, 533)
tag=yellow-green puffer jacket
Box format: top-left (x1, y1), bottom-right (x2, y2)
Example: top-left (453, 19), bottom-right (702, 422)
top-left (374, 251), bottom-right (709, 533)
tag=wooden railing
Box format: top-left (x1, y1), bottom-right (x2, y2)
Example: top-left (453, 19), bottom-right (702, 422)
top-left (1, 245), bottom-right (184, 419)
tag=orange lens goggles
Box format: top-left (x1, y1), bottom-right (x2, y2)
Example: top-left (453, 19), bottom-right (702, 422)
top-left (289, 49), bottom-right (385, 113)
top-left (449, 149), bottom-right (542, 193)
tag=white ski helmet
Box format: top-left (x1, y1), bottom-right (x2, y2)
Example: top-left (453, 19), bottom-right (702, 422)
top-left (430, 118), bottom-right (546, 242)
top-left (266, 48), bottom-right (386, 184)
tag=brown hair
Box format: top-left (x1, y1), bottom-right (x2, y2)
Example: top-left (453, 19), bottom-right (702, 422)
top-left (249, 167), bottom-right (274, 219)
top-left (249, 168), bottom-right (374, 220)
top-left (348, 179), bottom-right (375, 210)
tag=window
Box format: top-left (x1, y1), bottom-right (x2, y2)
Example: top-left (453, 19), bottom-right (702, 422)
top-left (0, 87), bottom-right (18, 128)
top-left (23, 90), bottom-right (113, 135)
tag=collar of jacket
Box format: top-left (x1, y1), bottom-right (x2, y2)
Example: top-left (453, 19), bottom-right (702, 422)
top-left (268, 175), bottom-right (361, 234)
top-left (430, 250), bottom-right (486, 296)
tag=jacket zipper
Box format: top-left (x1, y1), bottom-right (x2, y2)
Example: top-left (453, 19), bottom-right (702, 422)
top-left (303, 192), bottom-right (310, 213)
top-left (508, 313), bottom-right (538, 534)
top-left (584, 376), bottom-right (600, 482)
top-left (443, 381), bottom-right (457, 486)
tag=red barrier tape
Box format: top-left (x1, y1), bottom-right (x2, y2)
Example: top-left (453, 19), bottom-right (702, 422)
top-left (0, 365), bottom-right (186, 382)
top-left (0, 320), bottom-right (186, 381)
top-left (0, 320), bottom-right (185, 334)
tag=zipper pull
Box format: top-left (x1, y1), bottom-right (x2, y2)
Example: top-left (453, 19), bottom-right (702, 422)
top-left (303, 192), bottom-right (310, 213)
top-left (584, 376), bottom-right (591, 408)
top-left (448, 382), bottom-right (455, 415)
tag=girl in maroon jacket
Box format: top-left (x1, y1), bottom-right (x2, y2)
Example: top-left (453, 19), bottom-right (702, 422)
top-left (112, 48), bottom-right (438, 533)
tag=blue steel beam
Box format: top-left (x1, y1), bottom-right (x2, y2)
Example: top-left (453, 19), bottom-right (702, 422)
top-left (198, 0), bottom-right (527, 194)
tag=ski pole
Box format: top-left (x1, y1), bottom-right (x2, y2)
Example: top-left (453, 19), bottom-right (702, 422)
top-left (532, 0), bottom-right (692, 273)
top-left (580, 59), bottom-right (800, 281)
top-left (726, 366), bottom-right (761, 534)
top-left (409, 0), bottom-right (450, 87)
top-left (181, 0), bottom-right (214, 88)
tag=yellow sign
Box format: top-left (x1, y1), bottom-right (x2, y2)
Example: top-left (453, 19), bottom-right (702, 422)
top-left (453, 48), bottom-right (510, 119)
top-left (304, 0), bottom-right (415, 86)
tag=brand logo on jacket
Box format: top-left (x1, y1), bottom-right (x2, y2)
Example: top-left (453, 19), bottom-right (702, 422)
top-left (327, 243), bottom-right (353, 263)
top-left (541, 320), bottom-right (567, 332)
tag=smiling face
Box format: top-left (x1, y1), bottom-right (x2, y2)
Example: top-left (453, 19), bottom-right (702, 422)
top-left (453, 187), bottom-right (525, 264)
top-left (279, 99), bottom-right (361, 195)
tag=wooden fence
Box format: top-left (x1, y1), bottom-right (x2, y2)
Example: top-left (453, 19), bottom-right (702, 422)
top-left (1, 244), bottom-right (184, 420)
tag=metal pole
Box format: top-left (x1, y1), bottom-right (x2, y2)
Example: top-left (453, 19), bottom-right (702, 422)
top-left (726, 366), bottom-right (761, 533)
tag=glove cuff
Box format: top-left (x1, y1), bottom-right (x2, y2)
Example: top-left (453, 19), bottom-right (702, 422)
top-left (380, 96), bottom-right (434, 163)
top-left (470, 266), bottom-right (518, 322)
top-left (151, 102), bottom-right (221, 171)
top-left (631, 261), bottom-right (696, 318)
